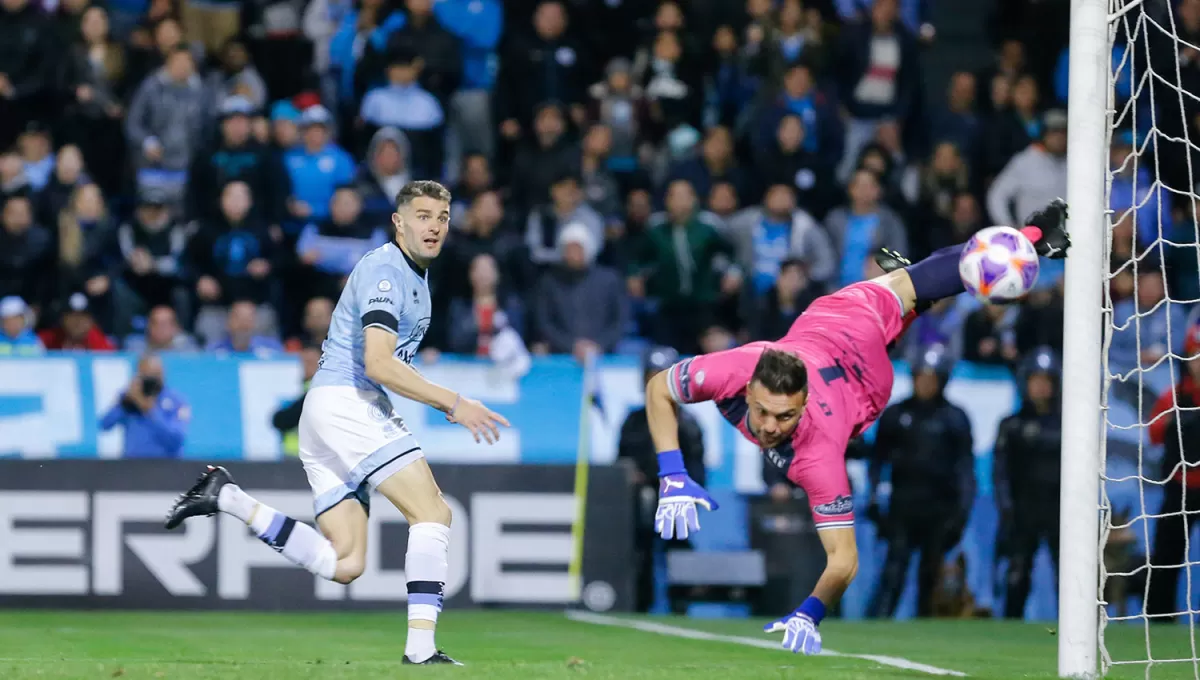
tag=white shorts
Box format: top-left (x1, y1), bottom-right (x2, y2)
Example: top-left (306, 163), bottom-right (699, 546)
top-left (298, 385), bottom-right (425, 517)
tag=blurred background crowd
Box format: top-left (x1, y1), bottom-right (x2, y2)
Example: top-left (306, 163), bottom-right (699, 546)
top-left (2, 0), bottom-right (1200, 620)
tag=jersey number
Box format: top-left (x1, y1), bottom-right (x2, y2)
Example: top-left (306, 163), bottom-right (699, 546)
top-left (818, 359), bottom-right (863, 386)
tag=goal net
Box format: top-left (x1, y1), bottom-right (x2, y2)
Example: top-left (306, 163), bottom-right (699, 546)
top-left (1086, 0), bottom-right (1200, 677)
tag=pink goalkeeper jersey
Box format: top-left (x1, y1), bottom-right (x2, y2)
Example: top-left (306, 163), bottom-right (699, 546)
top-left (665, 282), bottom-right (909, 530)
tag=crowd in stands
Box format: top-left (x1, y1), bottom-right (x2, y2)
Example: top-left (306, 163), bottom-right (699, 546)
top-left (0, 0), bottom-right (1193, 383)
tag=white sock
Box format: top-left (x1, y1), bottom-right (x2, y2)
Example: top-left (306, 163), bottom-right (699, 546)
top-left (217, 484), bottom-right (257, 523)
top-left (226, 489), bottom-right (336, 581)
top-left (405, 522), bottom-right (450, 661)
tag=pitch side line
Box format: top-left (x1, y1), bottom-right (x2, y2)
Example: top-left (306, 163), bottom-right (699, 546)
top-left (565, 610), bottom-right (967, 677)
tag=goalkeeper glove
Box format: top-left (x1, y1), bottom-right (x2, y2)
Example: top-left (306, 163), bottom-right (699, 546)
top-left (765, 598), bottom-right (825, 655)
top-left (654, 449), bottom-right (718, 540)
top-left (1024, 198), bottom-right (1071, 259)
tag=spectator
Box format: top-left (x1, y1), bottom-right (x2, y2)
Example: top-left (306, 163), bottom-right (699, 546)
top-left (371, 0), bottom-right (463, 107)
top-left (206, 38), bottom-right (268, 112)
top-left (533, 221), bottom-right (626, 360)
top-left (124, 304), bottom-right (199, 352)
top-left (296, 185), bottom-right (387, 300)
top-left (39, 291), bottom-right (115, 350)
top-left (1145, 324), bottom-right (1200, 620)
top-left (640, 30), bottom-right (703, 138)
top-left (526, 173), bottom-right (604, 266)
top-left (0, 194), bottom-right (53, 309)
top-left (327, 0), bottom-right (387, 120)
top-left (182, 0), bottom-right (240, 57)
top-left (359, 47), bottom-right (445, 176)
top-left (754, 0), bottom-right (830, 87)
top-left (748, 257), bottom-right (822, 342)
top-left (987, 109), bottom-right (1068, 231)
top-left (17, 122), bottom-right (53, 192)
top-left (53, 0), bottom-right (91, 47)
top-left (757, 113), bottom-right (836, 220)
top-left (726, 183), bottom-right (836, 293)
top-left (824, 169), bottom-right (908, 288)
top-left (126, 17), bottom-right (190, 92)
top-left (1015, 282), bottom-right (1065, 356)
top-left (448, 151), bottom-right (491, 225)
top-left (758, 62), bottom-right (842, 169)
top-left (285, 295), bottom-right (333, 351)
top-left (510, 102), bottom-right (580, 218)
top-left (37, 145), bottom-right (89, 230)
top-left (207, 298), bottom-right (283, 355)
top-left (55, 183), bottom-right (119, 314)
top-left (929, 72), bottom-right (981, 170)
top-left (835, 0), bottom-right (919, 180)
top-left (706, 25), bottom-right (755, 130)
top-left (357, 127), bottom-right (412, 226)
top-left (269, 100), bottom-right (301, 151)
top-left (931, 191), bottom-right (983, 252)
top-left (447, 252), bottom-right (526, 356)
top-left (190, 181), bottom-right (277, 343)
top-left (116, 187), bottom-right (190, 319)
top-left (438, 0), bottom-right (503, 161)
top-left (913, 142), bottom-right (971, 257)
top-left (125, 46), bottom-right (209, 206)
top-left (961, 303), bottom-right (1019, 366)
top-left (239, 0), bottom-right (313, 100)
top-left (982, 73), bottom-right (1042, 179)
top-left (0, 296), bottom-right (43, 354)
top-left (284, 105), bottom-right (356, 224)
top-left (0, 151), bottom-right (30, 203)
top-left (0, 0), bottom-right (54, 149)
top-left (976, 39), bottom-right (1026, 115)
top-left (1110, 268), bottom-right (1190, 408)
top-left (629, 179), bottom-right (741, 354)
top-left (665, 125), bottom-right (749, 206)
top-left (272, 341), bottom-right (323, 456)
top-left (189, 95), bottom-right (289, 225)
top-left (99, 353), bottom-right (189, 458)
top-left (580, 124), bottom-right (622, 226)
top-left (588, 57), bottom-right (647, 174)
top-left (496, 1), bottom-right (590, 138)
top-left (439, 190), bottom-right (532, 305)
top-left (1109, 130), bottom-right (1170, 251)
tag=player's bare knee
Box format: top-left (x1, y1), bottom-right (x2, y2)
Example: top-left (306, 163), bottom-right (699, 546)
top-left (333, 555), bottom-right (366, 584)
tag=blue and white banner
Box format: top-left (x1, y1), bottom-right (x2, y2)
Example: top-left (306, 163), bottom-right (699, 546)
top-left (0, 354), bottom-right (1018, 494)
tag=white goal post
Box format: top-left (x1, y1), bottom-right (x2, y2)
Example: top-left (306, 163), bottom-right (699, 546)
top-left (1064, 0), bottom-right (1200, 677)
top-left (1061, 0), bottom-right (1110, 677)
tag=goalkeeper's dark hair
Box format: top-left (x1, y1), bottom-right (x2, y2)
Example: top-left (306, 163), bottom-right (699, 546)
top-left (394, 180), bottom-right (451, 209)
top-left (750, 349), bottom-right (808, 395)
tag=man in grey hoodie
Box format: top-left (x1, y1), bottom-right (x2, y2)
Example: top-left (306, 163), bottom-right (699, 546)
top-left (125, 47), bottom-right (210, 208)
top-left (987, 109), bottom-right (1068, 230)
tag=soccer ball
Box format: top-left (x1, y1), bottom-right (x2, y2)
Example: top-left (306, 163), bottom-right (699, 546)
top-left (958, 226), bottom-right (1039, 303)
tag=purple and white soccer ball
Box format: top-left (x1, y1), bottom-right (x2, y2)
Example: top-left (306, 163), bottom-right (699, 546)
top-left (958, 225), bottom-right (1039, 303)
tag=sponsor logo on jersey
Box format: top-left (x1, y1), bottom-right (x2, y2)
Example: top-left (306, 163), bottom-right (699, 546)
top-left (377, 280), bottom-right (392, 292)
top-left (368, 297), bottom-right (392, 306)
top-left (813, 495), bottom-right (853, 516)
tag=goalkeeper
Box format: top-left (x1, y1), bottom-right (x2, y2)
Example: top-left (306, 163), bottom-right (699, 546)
top-left (645, 199), bottom-right (1070, 655)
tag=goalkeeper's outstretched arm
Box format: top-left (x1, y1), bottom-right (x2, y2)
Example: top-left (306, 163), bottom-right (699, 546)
top-left (812, 527), bottom-right (859, 608)
top-left (645, 370), bottom-right (682, 459)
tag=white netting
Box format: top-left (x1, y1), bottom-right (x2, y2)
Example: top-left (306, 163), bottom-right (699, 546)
top-left (1100, 0), bottom-right (1200, 676)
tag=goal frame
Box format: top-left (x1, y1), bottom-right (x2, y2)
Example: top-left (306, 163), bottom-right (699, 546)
top-left (1060, 0), bottom-right (1110, 677)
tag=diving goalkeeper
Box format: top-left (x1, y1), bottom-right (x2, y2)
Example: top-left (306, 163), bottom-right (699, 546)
top-left (646, 199), bottom-right (1070, 655)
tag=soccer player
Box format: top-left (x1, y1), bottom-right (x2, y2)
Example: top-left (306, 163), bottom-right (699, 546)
top-left (164, 180), bottom-right (508, 665)
top-left (647, 199), bottom-right (1071, 655)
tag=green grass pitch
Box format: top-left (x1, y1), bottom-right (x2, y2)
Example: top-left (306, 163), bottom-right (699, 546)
top-left (0, 610), bottom-right (1196, 679)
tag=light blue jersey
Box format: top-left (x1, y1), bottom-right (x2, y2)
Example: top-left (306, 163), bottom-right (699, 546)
top-left (311, 241), bottom-right (432, 393)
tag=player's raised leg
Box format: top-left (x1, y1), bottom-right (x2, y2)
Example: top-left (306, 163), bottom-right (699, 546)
top-left (372, 458), bottom-right (460, 665)
top-left (164, 465), bottom-right (367, 584)
top-left (872, 198), bottom-right (1071, 314)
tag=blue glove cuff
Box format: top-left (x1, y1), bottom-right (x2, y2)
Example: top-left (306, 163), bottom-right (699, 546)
top-left (657, 449), bottom-right (686, 477)
top-left (797, 596), bottom-right (826, 625)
